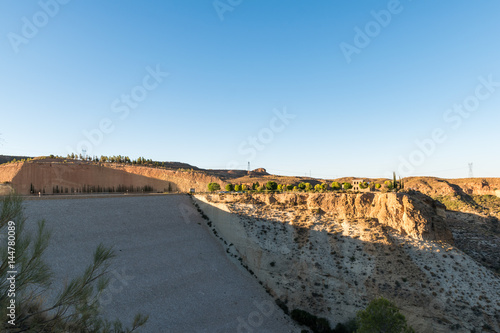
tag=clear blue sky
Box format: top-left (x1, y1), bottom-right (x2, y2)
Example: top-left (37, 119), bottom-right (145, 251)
top-left (1, 0), bottom-right (499, 179)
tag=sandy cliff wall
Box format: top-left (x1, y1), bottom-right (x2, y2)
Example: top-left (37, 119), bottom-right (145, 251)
top-left (206, 192), bottom-right (453, 243)
top-left (2, 162), bottom-right (221, 194)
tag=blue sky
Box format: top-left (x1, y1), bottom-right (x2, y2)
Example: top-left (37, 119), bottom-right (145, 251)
top-left (0, 0), bottom-right (499, 179)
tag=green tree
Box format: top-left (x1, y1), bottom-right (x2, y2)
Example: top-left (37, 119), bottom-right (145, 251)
top-left (0, 194), bottom-right (148, 332)
top-left (359, 182), bottom-right (368, 189)
top-left (375, 183), bottom-right (381, 189)
top-left (356, 297), bottom-right (415, 333)
top-left (286, 184), bottom-right (294, 191)
top-left (384, 180), bottom-right (393, 190)
top-left (314, 184), bottom-right (321, 192)
top-left (225, 183), bottom-right (234, 192)
top-left (234, 184), bottom-right (241, 191)
top-left (298, 183), bottom-right (306, 190)
top-left (305, 183), bottom-right (312, 191)
top-left (266, 181), bottom-right (278, 191)
top-left (293, 186), bottom-right (298, 191)
top-left (277, 184), bottom-right (283, 191)
top-left (331, 182), bottom-right (341, 191)
top-left (252, 182), bottom-right (260, 190)
top-left (207, 182), bottom-right (221, 192)
top-left (320, 183), bottom-right (328, 191)
top-left (343, 182), bottom-right (352, 190)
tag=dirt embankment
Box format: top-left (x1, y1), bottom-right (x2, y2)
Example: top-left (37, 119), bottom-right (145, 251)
top-left (194, 192), bottom-right (500, 333)
top-left (405, 177), bottom-right (500, 197)
top-left (208, 192), bottom-right (453, 244)
top-left (0, 161), bottom-right (222, 195)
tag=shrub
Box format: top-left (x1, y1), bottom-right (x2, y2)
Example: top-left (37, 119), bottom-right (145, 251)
top-left (207, 182), bottom-right (221, 192)
top-left (291, 309), bottom-right (332, 333)
top-left (343, 182), bottom-right (352, 190)
top-left (384, 180), bottom-right (393, 190)
top-left (266, 181), bottom-right (278, 191)
top-left (305, 183), bottom-right (312, 191)
top-left (234, 184), bottom-right (241, 191)
top-left (375, 183), bottom-right (381, 189)
top-left (225, 184), bottom-right (234, 192)
top-left (359, 182), bottom-right (368, 189)
top-left (356, 297), bottom-right (414, 333)
top-left (314, 184), bottom-right (321, 192)
top-left (298, 183), bottom-right (306, 190)
top-left (286, 184), bottom-right (294, 191)
top-left (331, 182), bottom-right (341, 191)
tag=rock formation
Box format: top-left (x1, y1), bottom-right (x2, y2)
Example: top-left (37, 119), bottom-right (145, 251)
top-left (194, 192), bottom-right (500, 333)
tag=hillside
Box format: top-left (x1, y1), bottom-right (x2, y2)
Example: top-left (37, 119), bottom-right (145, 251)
top-left (194, 192), bottom-right (500, 332)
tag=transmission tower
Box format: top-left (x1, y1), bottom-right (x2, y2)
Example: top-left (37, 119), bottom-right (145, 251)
top-left (468, 163), bottom-right (473, 178)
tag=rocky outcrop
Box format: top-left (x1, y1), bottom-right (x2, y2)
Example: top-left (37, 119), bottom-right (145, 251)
top-left (194, 193), bottom-right (500, 333)
top-left (205, 192), bottom-right (453, 244)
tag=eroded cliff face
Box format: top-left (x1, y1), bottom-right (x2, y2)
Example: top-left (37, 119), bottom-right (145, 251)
top-left (194, 193), bottom-right (500, 333)
top-left (208, 192), bottom-right (453, 243)
top-left (1, 161), bottom-right (221, 194)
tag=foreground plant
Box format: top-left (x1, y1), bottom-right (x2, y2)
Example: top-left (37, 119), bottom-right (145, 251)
top-left (356, 297), bottom-right (414, 333)
top-left (0, 194), bottom-right (148, 332)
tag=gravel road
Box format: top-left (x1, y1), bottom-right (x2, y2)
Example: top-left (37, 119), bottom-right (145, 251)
top-left (22, 195), bottom-right (300, 332)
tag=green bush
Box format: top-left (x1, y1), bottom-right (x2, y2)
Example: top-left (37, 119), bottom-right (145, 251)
top-left (266, 181), bottom-right (278, 191)
top-left (331, 182), bottom-right (341, 191)
top-left (234, 184), bottom-right (241, 191)
top-left (356, 297), bottom-right (414, 333)
top-left (343, 182), bottom-right (352, 190)
top-left (375, 183), bottom-right (381, 189)
top-left (225, 184), bottom-right (234, 191)
top-left (207, 182), bottom-right (221, 192)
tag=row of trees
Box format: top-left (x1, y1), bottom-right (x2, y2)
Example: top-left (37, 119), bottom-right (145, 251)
top-left (63, 154), bottom-right (159, 166)
top-left (208, 178), bottom-right (404, 194)
top-left (30, 183), bottom-right (170, 195)
top-left (209, 181), bottom-right (364, 193)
